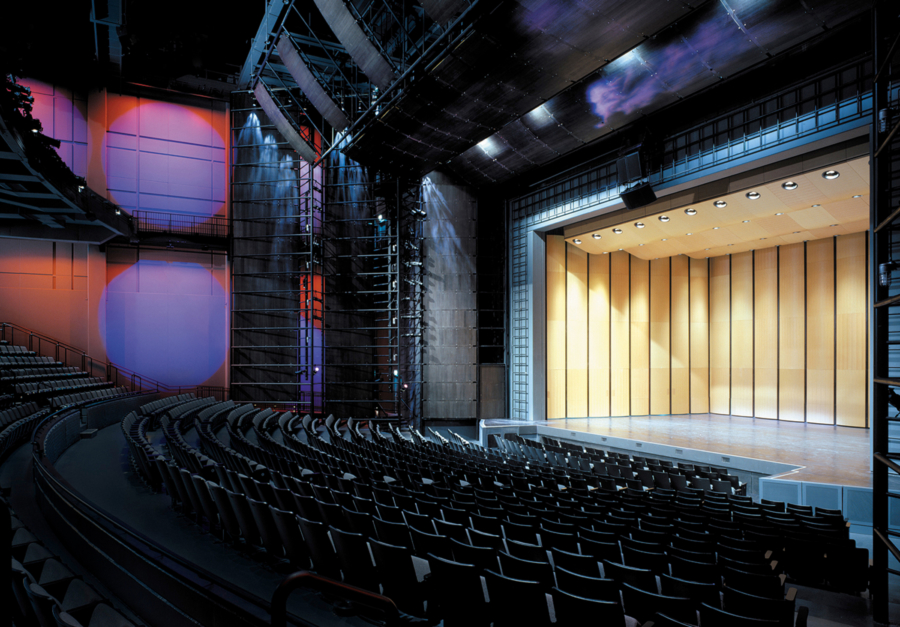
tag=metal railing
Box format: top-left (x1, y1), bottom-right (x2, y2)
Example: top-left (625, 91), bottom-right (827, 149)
top-left (132, 210), bottom-right (231, 239)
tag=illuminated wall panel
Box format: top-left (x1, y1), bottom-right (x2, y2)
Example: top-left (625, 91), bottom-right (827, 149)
top-left (836, 232), bottom-right (867, 427)
top-left (566, 244), bottom-right (588, 416)
top-left (731, 252), bottom-right (754, 417)
top-left (709, 256), bottom-right (730, 414)
top-left (630, 258), bottom-right (650, 416)
top-left (690, 258), bottom-right (709, 413)
top-left (779, 243), bottom-right (805, 422)
top-left (610, 252), bottom-right (631, 416)
top-left (650, 258), bottom-right (671, 415)
top-left (807, 239), bottom-right (835, 424)
top-left (588, 254), bottom-right (611, 416)
top-left (546, 236), bottom-right (567, 418)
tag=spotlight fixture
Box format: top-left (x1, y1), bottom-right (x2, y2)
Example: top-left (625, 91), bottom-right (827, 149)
top-left (403, 383), bottom-right (409, 389)
top-left (713, 200), bottom-right (727, 208)
top-left (659, 215), bottom-right (670, 222)
top-left (618, 248), bottom-right (623, 251)
top-left (377, 214), bottom-right (384, 221)
top-left (573, 238), bottom-right (582, 244)
top-left (635, 222), bottom-right (645, 228)
top-left (77, 185), bottom-right (84, 192)
top-left (685, 208), bottom-right (697, 216)
top-left (775, 212), bottom-right (784, 216)
top-left (853, 195), bottom-right (862, 198)
top-left (592, 233), bottom-right (601, 239)
top-left (760, 238), bottom-right (766, 241)
top-left (314, 366), bottom-right (320, 373)
top-left (880, 262), bottom-right (898, 287)
top-left (115, 209), bottom-right (121, 215)
top-left (793, 231), bottom-right (800, 234)
top-left (782, 181), bottom-right (798, 190)
top-left (613, 228), bottom-right (623, 234)
top-left (822, 170), bottom-right (840, 180)
top-left (746, 191), bottom-right (761, 200)
top-left (728, 244), bottom-right (734, 246)
top-left (639, 244), bottom-right (645, 246)
top-left (705, 248), bottom-right (710, 251)
top-left (393, 369), bottom-right (399, 376)
top-left (742, 220), bottom-right (750, 223)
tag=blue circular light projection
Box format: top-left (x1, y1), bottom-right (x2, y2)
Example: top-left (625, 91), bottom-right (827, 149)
top-left (99, 260), bottom-right (227, 386)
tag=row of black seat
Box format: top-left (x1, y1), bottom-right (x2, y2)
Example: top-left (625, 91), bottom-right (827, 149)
top-left (50, 386), bottom-right (130, 409)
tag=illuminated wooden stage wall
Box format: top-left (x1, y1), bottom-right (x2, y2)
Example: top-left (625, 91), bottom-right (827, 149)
top-left (546, 233), bottom-right (867, 427)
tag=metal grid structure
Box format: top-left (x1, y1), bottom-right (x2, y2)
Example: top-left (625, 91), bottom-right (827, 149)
top-left (871, 2), bottom-right (900, 622)
top-left (230, 91), bottom-right (325, 412)
top-left (508, 57), bottom-right (877, 420)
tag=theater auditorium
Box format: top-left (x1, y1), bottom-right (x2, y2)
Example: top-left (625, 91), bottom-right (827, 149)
top-left (0, 0), bottom-right (898, 625)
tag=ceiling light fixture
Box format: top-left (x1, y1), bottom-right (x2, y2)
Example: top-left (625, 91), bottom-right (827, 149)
top-left (659, 215), bottom-right (670, 222)
top-left (713, 227), bottom-right (720, 230)
top-left (592, 233), bottom-right (601, 239)
top-left (742, 220), bottom-right (750, 223)
top-left (782, 181), bottom-right (798, 190)
top-left (685, 208), bottom-right (697, 216)
top-left (639, 244), bottom-right (645, 246)
top-left (822, 170), bottom-right (840, 180)
top-left (635, 222), bottom-right (645, 228)
top-left (613, 228), bottom-right (623, 234)
top-left (775, 212), bottom-right (784, 216)
top-left (793, 231), bottom-right (800, 234)
top-left (661, 239), bottom-right (668, 241)
top-left (830, 224), bottom-right (838, 227)
top-left (573, 239), bottom-right (582, 245)
top-left (686, 233), bottom-right (693, 236)
top-left (746, 191), bottom-right (761, 200)
top-left (812, 204), bottom-right (820, 207)
top-left (852, 195), bottom-right (862, 198)
top-left (714, 200), bottom-right (727, 208)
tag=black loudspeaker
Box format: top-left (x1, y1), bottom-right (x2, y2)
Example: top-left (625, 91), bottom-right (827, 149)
top-left (620, 183), bottom-right (657, 210)
top-left (616, 151), bottom-right (644, 184)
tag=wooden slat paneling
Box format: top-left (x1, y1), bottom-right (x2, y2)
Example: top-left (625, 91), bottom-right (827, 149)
top-left (566, 245), bottom-right (588, 417)
top-left (671, 255), bottom-right (690, 414)
top-left (710, 256), bottom-right (731, 414)
top-left (690, 257), bottom-right (709, 413)
top-left (631, 257), bottom-right (650, 415)
top-left (547, 235), bottom-right (567, 419)
top-left (836, 232), bottom-right (867, 427)
top-left (779, 243), bottom-right (805, 422)
top-left (754, 248), bottom-right (778, 419)
top-left (650, 258), bottom-right (671, 415)
top-left (731, 252), bottom-right (754, 417)
top-left (610, 252), bottom-right (631, 416)
top-left (589, 254), bottom-right (611, 417)
top-left (806, 238), bottom-right (835, 425)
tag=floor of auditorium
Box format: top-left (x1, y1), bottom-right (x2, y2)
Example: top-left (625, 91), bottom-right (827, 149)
top-left (499, 414), bottom-right (873, 488)
top-left (3, 420), bottom-right (896, 627)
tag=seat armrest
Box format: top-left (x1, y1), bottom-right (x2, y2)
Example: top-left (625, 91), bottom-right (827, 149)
top-left (769, 560), bottom-right (779, 571)
top-left (778, 574), bottom-right (787, 585)
top-left (785, 587), bottom-right (797, 602)
top-left (765, 550), bottom-right (773, 560)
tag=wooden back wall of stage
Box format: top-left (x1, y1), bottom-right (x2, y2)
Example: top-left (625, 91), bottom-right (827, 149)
top-left (546, 232), bottom-right (867, 427)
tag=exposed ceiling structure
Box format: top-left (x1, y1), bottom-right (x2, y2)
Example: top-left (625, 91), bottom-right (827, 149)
top-left (239, 0), bottom-right (873, 185)
top-left (563, 157), bottom-right (869, 260)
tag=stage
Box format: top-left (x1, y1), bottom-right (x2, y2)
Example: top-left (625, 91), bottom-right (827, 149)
top-left (481, 414), bottom-right (876, 526)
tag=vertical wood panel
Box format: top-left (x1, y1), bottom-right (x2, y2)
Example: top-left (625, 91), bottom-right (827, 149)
top-left (610, 252), bottom-right (631, 416)
top-left (566, 245), bottom-right (588, 416)
top-left (589, 254), bottom-right (611, 417)
top-left (671, 256), bottom-right (690, 414)
top-left (689, 257), bottom-right (709, 413)
top-left (650, 258), bottom-right (671, 415)
top-left (731, 252), bottom-right (754, 417)
top-left (709, 256), bottom-right (731, 414)
top-left (546, 235), bottom-right (566, 419)
top-left (779, 243), bottom-right (805, 422)
top-left (754, 248), bottom-right (778, 419)
top-left (836, 232), bottom-right (867, 427)
top-left (631, 257), bottom-right (650, 415)
top-left (806, 239), bottom-right (835, 425)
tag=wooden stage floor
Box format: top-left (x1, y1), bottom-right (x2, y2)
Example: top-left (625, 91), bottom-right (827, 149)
top-left (522, 414), bottom-right (872, 488)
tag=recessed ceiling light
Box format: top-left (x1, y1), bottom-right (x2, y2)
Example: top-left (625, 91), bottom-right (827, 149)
top-left (746, 191), bottom-right (761, 200)
top-left (661, 239), bottom-right (668, 241)
top-left (775, 212), bottom-right (784, 216)
top-left (639, 244), bottom-right (645, 246)
top-left (685, 208), bottom-right (697, 216)
top-left (659, 215), bottom-right (670, 222)
top-left (793, 231), bottom-right (800, 234)
top-left (705, 248), bottom-right (710, 251)
top-left (822, 170), bottom-right (840, 180)
top-left (728, 244), bottom-right (734, 246)
top-left (760, 238), bottom-right (766, 240)
top-left (742, 220), bottom-right (750, 223)
top-left (602, 251), bottom-right (608, 254)
top-left (635, 222), bottom-right (645, 228)
top-left (618, 248), bottom-right (623, 251)
top-left (573, 239), bottom-right (582, 244)
top-left (811, 204), bottom-right (820, 207)
top-left (713, 200), bottom-right (727, 208)
top-left (852, 194), bottom-right (862, 198)
top-left (613, 228), bottom-right (623, 234)
top-left (830, 224), bottom-right (838, 227)
top-left (592, 233), bottom-right (601, 239)
top-left (686, 233), bottom-right (693, 236)
top-left (713, 227), bottom-right (720, 230)
top-left (782, 181), bottom-right (798, 190)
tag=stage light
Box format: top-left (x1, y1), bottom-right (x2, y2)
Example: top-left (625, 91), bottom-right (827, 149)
top-left (115, 209), bottom-right (121, 215)
top-left (613, 228), bottom-right (623, 234)
top-left (659, 215), bottom-right (669, 222)
top-left (684, 208), bottom-right (696, 216)
top-left (760, 238), bottom-right (766, 240)
top-left (635, 222), bottom-right (645, 228)
top-left (403, 383), bottom-right (408, 389)
top-left (661, 238), bottom-right (667, 241)
top-left (793, 231), bottom-right (800, 234)
top-left (880, 263), bottom-right (897, 287)
top-left (713, 200), bottom-right (727, 208)
top-left (314, 366), bottom-right (320, 373)
top-left (746, 191), bottom-right (760, 200)
top-left (639, 244), bottom-right (644, 246)
top-left (822, 170), bottom-right (840, 180)
top-left (393, 369), bottom-right (399, 376)
top-left (592, 234), bottom-right (601, 239)
top-left (782, 181), bottom-right (798, 190)
top-left (812, 204), bottom-right (820, 208)
top-left (573, 239), bottom-right (582, 244)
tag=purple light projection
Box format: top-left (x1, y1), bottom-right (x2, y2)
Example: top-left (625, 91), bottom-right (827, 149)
top-left (99, 260), bottom-right (227, 386)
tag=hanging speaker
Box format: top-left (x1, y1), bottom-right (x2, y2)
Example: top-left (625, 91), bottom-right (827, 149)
top-left (620, 183), bottom-right (657, 210)
top-left (616, 151), bottom-right (644, 185)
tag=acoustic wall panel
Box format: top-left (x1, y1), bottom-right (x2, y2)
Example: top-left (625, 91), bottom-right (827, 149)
top-left (689, 258), bottom-right (709, 413)
top-left (546, 235), bottom-right (566, 419)
top-left (731, 252), bottom-right (754, 417)
top-left (836, 232), bottom-right (867, 427)
top-left (631, 257), bottom-right (650, 416)
top-left (589, 254), bottom-right (611, 417)
top-left (709, 256), bottom-right (731, 414)
top-left (650, 258), bottom-right (671, 415)
top-left (610, 252), bottom-right (631, 416)
top-left (754, 248), bottom-right (778, 419)
top-left (566, 244), bottom-right (588, 416)
top-left (671, 255), bottom-right (690, 414)
top-left (779, 243), bottom-right (806, 422)
top-left (806, 239), bottom-right (835, 424)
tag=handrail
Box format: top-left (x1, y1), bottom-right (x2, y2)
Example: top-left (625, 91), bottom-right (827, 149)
top-left (270, 571), bottom-right (399, 627)
top-left (0, 321), bottom-right (230, 400)
top-left (132, 210), bottom-right (231, 239)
